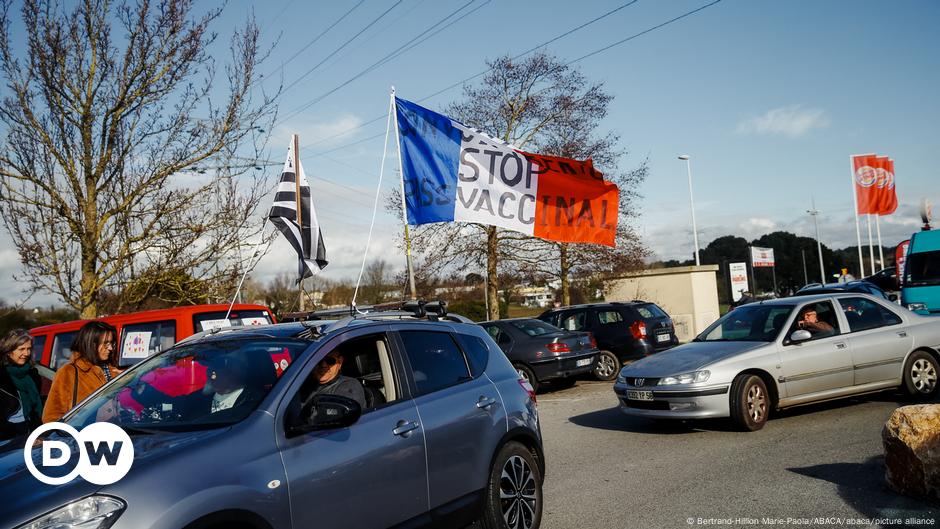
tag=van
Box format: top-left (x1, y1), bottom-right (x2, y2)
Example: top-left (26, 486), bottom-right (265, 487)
top-left (28, 304), bottom-right (276, 384)
top-left (901, 229), bottom-right (940, 315)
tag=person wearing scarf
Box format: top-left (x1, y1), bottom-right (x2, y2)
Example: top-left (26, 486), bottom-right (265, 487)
top-left (0, 329), bottom-right (43, 440)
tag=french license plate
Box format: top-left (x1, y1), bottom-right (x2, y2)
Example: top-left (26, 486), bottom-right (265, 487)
top-left (627, 390), bottom-right (654, 401)
top-left (576, 357), bottom-right (593, 367)
top-left (656, 334), bottom-right (670, 343)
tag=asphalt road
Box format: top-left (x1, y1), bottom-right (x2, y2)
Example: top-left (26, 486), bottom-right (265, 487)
top-left (535, 380), bottom-right (940, 529)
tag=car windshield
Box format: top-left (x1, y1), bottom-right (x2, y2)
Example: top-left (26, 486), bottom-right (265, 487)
top-left (906, 250), bottom-right (940, 286)
top-left (697, 304), bottom-right (795, 342)
top-left (509, 319), bottom-right (562, 337)
top-left (66, 338), bottom-right (309, 432)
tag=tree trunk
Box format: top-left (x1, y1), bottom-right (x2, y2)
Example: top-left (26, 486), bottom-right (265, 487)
top-left (486, 226), bottom-right (499, 320)
top-left (80, 245), bottom-right (98, 318)
top-left (560, 243), bottom-right (570, 306)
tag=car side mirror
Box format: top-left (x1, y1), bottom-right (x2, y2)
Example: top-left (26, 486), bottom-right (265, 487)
top-left (789, 330), bottom-right (813, 343)
top-left (888, 294), bottom-right (898, 302)
top-left (288, 394), bottom-right (362, 436)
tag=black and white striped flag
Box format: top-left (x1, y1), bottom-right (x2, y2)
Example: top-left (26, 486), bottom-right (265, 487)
top-left (268, 137), bottom-right (327, 280)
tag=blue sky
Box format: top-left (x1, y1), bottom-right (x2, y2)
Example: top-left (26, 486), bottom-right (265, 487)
top-left (3, 0), bottom-right (939, 306)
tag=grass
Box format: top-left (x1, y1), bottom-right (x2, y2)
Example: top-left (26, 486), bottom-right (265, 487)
top-left (507, 304), bottom-right (546, 318)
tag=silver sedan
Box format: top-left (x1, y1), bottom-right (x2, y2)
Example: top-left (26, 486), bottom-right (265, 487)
top-left (614, 293), bottom-right (940, 431)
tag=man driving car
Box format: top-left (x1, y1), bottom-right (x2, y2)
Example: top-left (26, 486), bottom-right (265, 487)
top-left (797, 308), bottom-right (834, 336)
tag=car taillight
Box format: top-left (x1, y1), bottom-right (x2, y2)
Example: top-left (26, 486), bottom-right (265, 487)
top-left (589, 333), bottom-right (597, 348)
top-left (547, 342), bottom-right (570, 353)
top-left (518, 378), bottom-right (537, 404)
top-left (630, 320), bottom-right (648, 340)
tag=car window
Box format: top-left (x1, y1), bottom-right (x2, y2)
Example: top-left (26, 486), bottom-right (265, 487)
top-left (31, 335), bottom-right (46, 364)
top-left (838, 297), bottom-right (902, 332)
top-left (596, 310), bottom-right (623, 325)
top-left (193, 309), bottom-right (273, 332)
top-left (120, 320), bottom-right (177, 366)
top-left (636, 304), bottom-right (668, 319)
top-left (454, 333), bottom-right (490, 378)
top-left (699, 305), bottom-right (794, 342)
top-left (399, 331), bottom-right (471, 396)
top-left (560, 311), bottom-right (587, 331)
top-left (905, 250), bottom-right (940, 286)
top-left (509, 319), bottom-right (560, 337)
top-left (789, 301), bottom-right (841, 340)
top-left (296, 333), bottom-right (400, 411)
top-left (483, 324), bottom-right (510, 345)
top-left (66, 338), bottom-right (307, 431)
top-left (51, 331), bottom-right (77, 369)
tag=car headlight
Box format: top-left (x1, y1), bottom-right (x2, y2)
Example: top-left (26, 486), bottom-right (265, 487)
top-left (660, 370), bottom-right (710, 385)
top-left (17, 495), bottom-right (125, 529)
top-left (908, 302), bottom-right (927, 312)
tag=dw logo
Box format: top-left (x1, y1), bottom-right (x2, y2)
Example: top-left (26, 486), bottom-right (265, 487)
top-left (24, 422), bottom-right (134, 485)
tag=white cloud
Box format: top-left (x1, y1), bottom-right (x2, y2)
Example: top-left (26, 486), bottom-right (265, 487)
top-left (736, 105), bottom-right (830, 138)
top-left (739, 217), bottom-right (776, 235)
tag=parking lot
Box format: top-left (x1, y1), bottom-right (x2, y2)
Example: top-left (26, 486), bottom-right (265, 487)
top-left (536, 380), bottom-right (939, 528)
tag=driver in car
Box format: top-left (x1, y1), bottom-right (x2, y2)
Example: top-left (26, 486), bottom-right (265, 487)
top-left (303, 352), bottom-right (366, 409)
top-left (797, 308), bottom-right (834, 336)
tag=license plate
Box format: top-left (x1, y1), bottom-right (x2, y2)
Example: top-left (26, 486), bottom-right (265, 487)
top-left (656, 334), bottom-right (670, 343)
top-left (627, 390), bottom-right (654, 401)
top-left (576, 357), bottom-right (593, 367)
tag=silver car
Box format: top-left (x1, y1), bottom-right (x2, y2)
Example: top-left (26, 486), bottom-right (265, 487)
top-left (614, 293), bottom-right (940, 431)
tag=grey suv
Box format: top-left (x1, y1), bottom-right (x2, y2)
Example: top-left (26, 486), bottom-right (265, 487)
top-left (1, 308), bottom-right (544, 529)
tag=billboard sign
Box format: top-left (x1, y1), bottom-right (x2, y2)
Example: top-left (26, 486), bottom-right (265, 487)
top-left (751, 247), bottom-right (775, 268)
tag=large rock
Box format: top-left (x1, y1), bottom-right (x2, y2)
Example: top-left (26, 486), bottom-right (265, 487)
top-left (883, 404), bottom-right (940, 501)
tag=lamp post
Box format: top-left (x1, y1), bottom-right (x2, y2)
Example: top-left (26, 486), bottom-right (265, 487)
top-left (678, 155), bottom-right (700, 266)
top-left (807, 198), bottom-right (826, 283)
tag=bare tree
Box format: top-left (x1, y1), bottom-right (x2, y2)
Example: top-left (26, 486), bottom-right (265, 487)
top-left (0, 0), bottom-right (278, 317)
top-left (391, 52), bottom-right (645, 318)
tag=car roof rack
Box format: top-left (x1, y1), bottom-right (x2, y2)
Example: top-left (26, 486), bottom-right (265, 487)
top-left (281, 299), bottom-right (457, 324)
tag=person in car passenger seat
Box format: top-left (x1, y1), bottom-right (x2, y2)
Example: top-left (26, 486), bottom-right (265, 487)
top-left (304, 352), bottom-right (366, 409)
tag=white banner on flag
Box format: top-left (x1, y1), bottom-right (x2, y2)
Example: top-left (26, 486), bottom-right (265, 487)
top-left (729, 262), bottom-right (749, 301)
top-left (751, 247), bottom-right (775, 268)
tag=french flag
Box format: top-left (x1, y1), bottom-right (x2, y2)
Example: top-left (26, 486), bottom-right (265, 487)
top-left (395, 97), bottom-right (619, 247)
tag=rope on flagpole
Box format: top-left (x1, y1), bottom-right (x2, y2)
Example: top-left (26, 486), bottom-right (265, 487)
top-left (351, 89), bottom-right (396, 308)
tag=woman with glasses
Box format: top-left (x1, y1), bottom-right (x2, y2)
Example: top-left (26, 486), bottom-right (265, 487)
top-left (0, 329), bottom-right (43, 439)
top-left (43, 321), bottom-right (119, 423)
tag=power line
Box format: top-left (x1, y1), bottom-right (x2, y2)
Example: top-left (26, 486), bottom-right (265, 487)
top-left (296, 0), bottom-right (643, 152)
top-left (280, 0), bottom-right (405, 96)
top-left (260, 0), bottom-right (366, 86)
top-left (276, 0), bottom-right (489, 127)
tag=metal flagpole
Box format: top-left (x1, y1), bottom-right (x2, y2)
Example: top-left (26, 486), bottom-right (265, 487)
top-left (801, 249), bottom-right (808, 286)
top-left (850, 156), bottom-right (865, 278)
top-left (809, 197), bottom-right (826, 283)
top-left (225, 224), bottom-right (271, 320)
top-left (866, 214), bottom-right (875, 277)
top-left (748, 246), bottom-right (757, 295)
top-left (391, 87), bottom-right (418, 300)
top-left (876, 215), bottom-right (885, 271)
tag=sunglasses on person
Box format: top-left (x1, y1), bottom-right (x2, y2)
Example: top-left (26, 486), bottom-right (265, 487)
top-left (319, 355), bottom-right (340, 367)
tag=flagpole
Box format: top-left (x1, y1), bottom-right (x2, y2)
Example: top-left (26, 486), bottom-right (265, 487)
top-left (292, 134), bottom-right (306, 311)
top-left (866, 213), bottom-right (875, 277)
top-left (850, 155), bottom-right (865, 278)
top-left (876, 215), bottom-right (884, 271)
top-left (225, 223), bottom-right (270, 321)
top-left (352, 89), bottom-right (396, 308)
top-left (390, 87), bottom-right (418, 300)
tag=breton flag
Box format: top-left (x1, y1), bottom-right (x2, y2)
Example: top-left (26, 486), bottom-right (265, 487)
top-left (268, 137), bottom-right (327, 280)
top-left (395, 97), bottom-right (619, 246)
top-left (851, 153), bottom-right (897, 215)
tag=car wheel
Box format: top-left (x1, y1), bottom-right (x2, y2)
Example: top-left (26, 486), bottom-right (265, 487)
top-left (903, 351), bottom-right (939, 399)
top-left (729, 374), bottom-right (769, 431)
top-left (481, 441), bottom-right (543, 529)
top-left (593, 351), bottom-right (619, 381)
top-left (514, 364), bottom-right (539, 393)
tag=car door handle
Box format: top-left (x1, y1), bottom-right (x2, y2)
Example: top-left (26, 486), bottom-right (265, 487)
top-left (897, 331), bottom-right (908, 338)
top-left (476, 397), bottom-right (497, 409)
top-left (393, 420), bottom-right (420, 437)
top-left (835, 342), bottom-right (847, 349)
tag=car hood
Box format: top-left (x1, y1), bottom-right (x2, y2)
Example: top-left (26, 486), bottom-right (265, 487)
top-left (0, 427), bottom-right (225, 525)
top-left (621, 340), bottom-right (767, 376)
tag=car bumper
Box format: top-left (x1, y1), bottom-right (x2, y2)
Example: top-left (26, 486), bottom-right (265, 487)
top-left (613, 383), bottom-right (730, 419)
top-left (530, 352), bottom-right (596, 380)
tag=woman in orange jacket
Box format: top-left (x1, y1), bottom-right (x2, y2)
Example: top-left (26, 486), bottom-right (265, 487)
top-left (43, 321), bottom-right (119, 423)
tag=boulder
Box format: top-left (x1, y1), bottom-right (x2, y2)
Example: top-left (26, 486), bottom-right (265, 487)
top-left (883, 404), bottom-right (940, 501)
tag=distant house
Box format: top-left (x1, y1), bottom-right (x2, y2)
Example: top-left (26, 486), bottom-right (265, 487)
top-left (517, 286), bottom-right (555, 308)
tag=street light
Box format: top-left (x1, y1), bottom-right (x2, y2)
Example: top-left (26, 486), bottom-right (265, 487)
top-left (678, 155), bottom-right (700, 266)
top-left (807, 197), bottom-right (826, 284)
